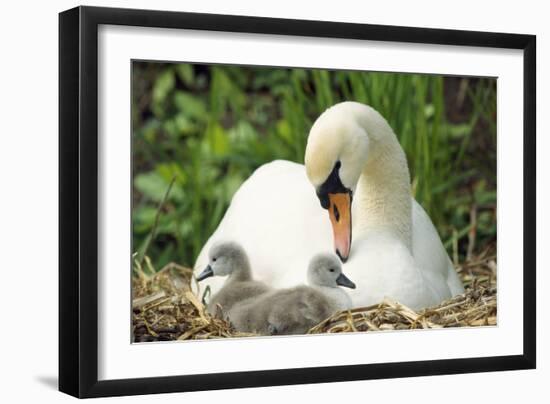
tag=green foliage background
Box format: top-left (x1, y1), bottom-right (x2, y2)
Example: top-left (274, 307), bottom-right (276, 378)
top-left (132, 62), bottom-right (497, 269)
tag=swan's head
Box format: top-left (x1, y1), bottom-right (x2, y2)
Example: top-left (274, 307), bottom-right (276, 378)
top-left (305, 102), bottom-right (370, 261)
top-left (196, 241), bottom-right (249, 281)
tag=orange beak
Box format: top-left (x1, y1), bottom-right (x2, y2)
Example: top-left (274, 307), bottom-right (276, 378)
top-left (328, 193), bottom-right (352, 261)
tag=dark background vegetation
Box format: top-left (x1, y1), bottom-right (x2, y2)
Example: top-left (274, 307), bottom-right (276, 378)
top-left (132, 62), bottom-right (496, 270)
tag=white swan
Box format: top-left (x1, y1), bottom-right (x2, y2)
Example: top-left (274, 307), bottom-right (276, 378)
top-left (194, 102), bottom-right (464, 310)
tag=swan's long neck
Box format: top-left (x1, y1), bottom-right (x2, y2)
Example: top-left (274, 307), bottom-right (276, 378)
top-left (353, 114), bottom-right (413, 250)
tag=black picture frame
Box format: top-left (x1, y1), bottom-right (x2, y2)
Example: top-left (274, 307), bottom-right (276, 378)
top-left (59, 5), bottom-right (536, 398)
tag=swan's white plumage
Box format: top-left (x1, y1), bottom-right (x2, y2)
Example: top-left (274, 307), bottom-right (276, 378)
top-left (193, 162), bottom-right (463, 310)
top-left (194, 102), bottom-right (464, 310)
top-left (193, 160), bottom-right (332, 296)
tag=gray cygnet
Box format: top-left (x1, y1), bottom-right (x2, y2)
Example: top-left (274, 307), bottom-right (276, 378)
top-left (196, 241), bottom-right (271, 317)
top-left (230, 253), bottom-right (355, 335)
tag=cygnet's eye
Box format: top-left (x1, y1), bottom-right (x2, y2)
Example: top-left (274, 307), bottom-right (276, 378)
top-left (329, 268), bottom-right (335, 273)
top-left (212, 257), bottom-right (217, 262)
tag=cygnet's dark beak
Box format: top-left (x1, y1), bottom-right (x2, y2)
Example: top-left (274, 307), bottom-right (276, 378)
top-left (336, 273), bottom-right (356, 289)
top-left (196, 265), bottom-right (214, 282)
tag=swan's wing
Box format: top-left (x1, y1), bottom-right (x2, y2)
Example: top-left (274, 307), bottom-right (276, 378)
top-left (411, 199), bottom-right (464, 297)
top-left (343, 233), bottom-right (444, 310)
top-left (445, 260), bottom-right (466, 296)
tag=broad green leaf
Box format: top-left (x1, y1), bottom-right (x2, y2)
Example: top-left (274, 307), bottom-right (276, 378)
top-left (152, 69), bottom-right (175, 117)
top-left (134, 171), bottom-right (184, 202)
top-left (175, 64), bottom-right (194, 86)
top-left (207, 123), bottom-right (229, 156)
top-left (174, 91), bottom-right (207, 121)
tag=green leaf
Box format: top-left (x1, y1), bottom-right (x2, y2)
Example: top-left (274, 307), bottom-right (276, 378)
top-left (132, 206), bottom-right (157, 233)
top-left (276, 119), bottom-right (292, 144)
top-left (424, 104), bottom-right (435, 118)
top-left (448, 123), bottom-right (473, 139)
top-left (152, 69), bottom-right (175, 117)
top-left (135, 119), bottom-right (160, 143)
top-left (173, 91), bottom-right (207, 121)
top-left (156, 162), bottom-right (187, 185)
top-left (175, 64), bottom-right (194, 86)
top-left (207, 123), bottom-right (230, 156)
top-left (134, 171), bottom-right (184, 202)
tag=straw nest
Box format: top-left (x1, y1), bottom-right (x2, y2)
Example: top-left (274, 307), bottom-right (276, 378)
top-left (132, 248), bottom-right (496, 342)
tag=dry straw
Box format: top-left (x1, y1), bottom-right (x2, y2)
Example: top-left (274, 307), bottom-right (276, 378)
top-left (132, 247), bottom-right (496, 342)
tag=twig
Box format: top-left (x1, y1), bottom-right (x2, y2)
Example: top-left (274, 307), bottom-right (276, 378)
top-left (132, 290), bottom-right (166, 310)
top-left (452, 228), bottom-right (459, 266)
top-left (456, 78), bottom-right (470, 108)
top-left (467, 203), bottom-right (478, 260)
top-left (138, 176), bottom-right (176, 267)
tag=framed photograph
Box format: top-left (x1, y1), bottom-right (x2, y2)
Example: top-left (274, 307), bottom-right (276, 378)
top-left (59, 6), bottom-right (536, 398)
